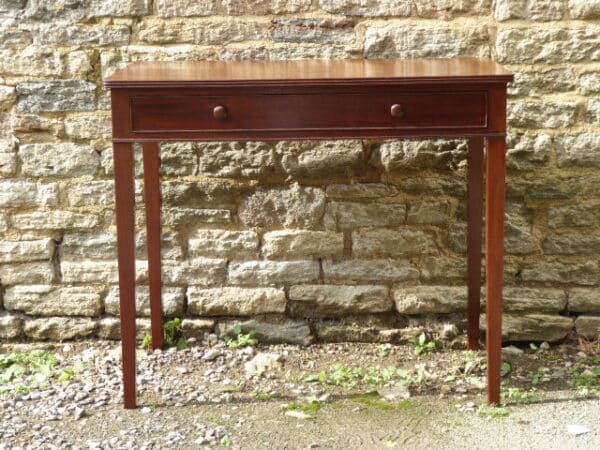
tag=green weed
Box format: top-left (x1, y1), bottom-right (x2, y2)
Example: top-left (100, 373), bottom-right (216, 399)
top-left (224, 325), bottom-right (258, 349)
top-left (408, 332), bottom-right (437, 356)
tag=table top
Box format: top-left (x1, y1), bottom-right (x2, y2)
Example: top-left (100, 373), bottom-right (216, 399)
top-left (104, 58), bottom-right (513, 87)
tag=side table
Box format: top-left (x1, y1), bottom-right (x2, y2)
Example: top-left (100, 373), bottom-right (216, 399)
top-left (104, 58), bottom-right (513, 408)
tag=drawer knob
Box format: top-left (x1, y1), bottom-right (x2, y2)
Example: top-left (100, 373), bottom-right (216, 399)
top-left (390, 103), bottom-right (404, 118)
top-left (213, 105), bottom-right (228, 120)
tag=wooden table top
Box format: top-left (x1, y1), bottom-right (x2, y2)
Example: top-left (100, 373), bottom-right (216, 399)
top-left (104, 58), bottom-right (513, 87)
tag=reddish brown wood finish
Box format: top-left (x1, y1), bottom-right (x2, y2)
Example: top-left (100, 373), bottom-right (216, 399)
top-left (486, 136), bottom-right (506, 406)
top-left (467, 137), bottom-right (484, 350)
top-left (113, 142), bottom-right (137, 409)
top-left (105, 58), bottom-right (512, 408)
top-left (142, 142), bottom-right (164, 351)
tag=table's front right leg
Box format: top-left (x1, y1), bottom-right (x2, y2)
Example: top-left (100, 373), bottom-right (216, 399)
top-left (113, 142), bottom-right (137, 409)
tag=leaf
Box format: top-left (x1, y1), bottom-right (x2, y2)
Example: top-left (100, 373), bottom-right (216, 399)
top-left (176, 337), bottom-right (188, 350)
top-left (58, 369), bottom-right (75, 382)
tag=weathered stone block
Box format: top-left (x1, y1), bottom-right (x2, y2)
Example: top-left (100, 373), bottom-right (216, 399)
top-left (509, 69), bottom-right (576, 97)
top-left (416, 0), bottom-right (492, 18)
top-left (11, 113), bottom-right (64, 135)
top-left (222, 0), bottom-right (311, 15)
top-left (156, 0), bottom-right (216, 17)
top-left (239, 184), bottom-right (325, 228)
top-left (17, 80), bottom-right (96, 112)
top-left (162, 207), bottom-right (232, 227)
top-left (481, 314), bottom-right (574, 342)
top-left (33, 25), bottom-right (131, 45)
top-left (507, 133), bottom-right (551, 170)
top-left (543, 234), bottom-right (600, 255)
top-left (323, 259), bottom-right (419, 283)
top-left (393, 286), bottom-right (466, 314)
top-left (188, 286), bottom-right (286, 315)
top-left (279, 140), bottom-right (364, 179)
top-left (326, 183), bottom-right (398, 199)
top-left (0, 312), bottom-right (22, 339)
top-left (162, 258), bottom-right (226, 286)
top-left (508, 177), bottom-right (580, 200)
top-left (104, 285), bottom-right (185, 317)
top-left (521, 260), bottom-right (600, 285)
top-left (325, 202), bottom-right (406, 230)
top-left (263, 230), bottom-right (344, 259)
top-left (13, 211), bottom-right (99, 230)
top-left (353, 229), bottom-right (438, 257)
top-left (0, 85), bottom-right (16, 110)
top-left (508, 101), bottom-right (578, 129)
top-left (24, 317), bottom-right (97, 340)
top-left (421, 256), bottom-right (467, 281)
top-left (568, 288), bottom-right (600, 313)
top-left (489, 287), bottom-right (567, 313)
top-left (64, 113), bottom-right (112, 140)
top-left (139, 18), bottom-right (265, 44)
top-left (371, 140), bottom-right (467, 171)
top-left (4, 285), bottom-right (102, 316)
top-left (497, 28), bottom-right (600, 64)
top-left (160, 142), bottom-right (198, 176)
top-left (556, 134), bottom-right (600, 167)
top-left (89, 0), bottom-right (151, 17)
top-left (162, 181), bottom-right (237, 208)
top-left (407, 200), bottom-right (451, 225)
top-left (61, 261), bottom-right (122, 283)
top-left (0, 48), bottom-right (90, 77)
top-left (0, 262), bottom-right (55, 285)
top-left (270, 18), bottom-right (355, 44)
top-left (319, 0), bottom-right (411, 16)
top-left (229, 260), bottom-right (320, 285)
top-left (575, 316), bottom-right (600, 339)
top-left (188, 229), bottom-right (259, 259)
top-left (60, 232), bottom-right (116, 260)
top-left (20, 143), bottom-right (99, 177)
top-left (400, 176), bottom-right (466, 197)
top-left (580, 72), bottom-right (600, 95)
top-left (0, 140), bottom-right (16, 174)
top-left (216, 318), bottom-right (313, 345)
top-left (364, 24), bottom-right (490, 58)
top-left (0, 239), bottom-right (53, 263)
top-left (289, 285), bottom-right (391, 317)
top-left (548, 205), bottom-right (597, 228)
top-left (568, 0), bottom-right (600, 18)
top-left (587, 98), bottom-right (600, 124)
top-left (0, 180), bottom-right (58, 207)
top-left (495, 0), bottom-right (564, 21)
top-left (197, 142), bottom-right (277, 178)
top-left (67, 181), bottom-right (115, 207)
top-left (181, 318), bottom-right (215, 340)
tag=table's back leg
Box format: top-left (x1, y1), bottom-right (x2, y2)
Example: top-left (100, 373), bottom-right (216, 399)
top-left (467, 137), bottom-right (484, 350)
top-left (142, 142), bottom-right (164, 350)
top-left (114, 142), bottom-right (137, 409)
top-left (485, 136), bottom-right (506, 405)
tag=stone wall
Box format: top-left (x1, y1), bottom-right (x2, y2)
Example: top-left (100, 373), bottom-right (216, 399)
top-left (0, 0), bottom-right (599, 344)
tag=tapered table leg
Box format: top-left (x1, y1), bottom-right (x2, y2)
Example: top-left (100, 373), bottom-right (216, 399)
top-left (142, 142), bottom-right (164, 350)
top-left (485, 137), bottom-right (506, 405)
top-left (467, 137), bottom-right (484, 350)
top-left (114, 142), bottom-right (137, 409)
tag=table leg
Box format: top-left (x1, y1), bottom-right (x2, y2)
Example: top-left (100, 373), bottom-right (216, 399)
top-left (467, 137), bottom-right (484, 350)
top-left (142, 142), bottom-right (164, 350)
top-left (485, 136), bottom-right (506, 405)
top-left (114, 142), bottom-right (137, 409)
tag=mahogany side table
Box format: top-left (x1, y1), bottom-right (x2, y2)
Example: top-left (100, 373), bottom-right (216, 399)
top-left (104, 58), bottom-right (513, 409)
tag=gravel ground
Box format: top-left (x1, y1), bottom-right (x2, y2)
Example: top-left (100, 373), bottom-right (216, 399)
top-left (1, 336), bottom-right (599, 449)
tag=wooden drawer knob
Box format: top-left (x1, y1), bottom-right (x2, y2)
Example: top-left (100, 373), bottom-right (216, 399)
top-left (390, 103), bottom-right (404, 118)
top-left (213, 105), bottom-right (228, 120)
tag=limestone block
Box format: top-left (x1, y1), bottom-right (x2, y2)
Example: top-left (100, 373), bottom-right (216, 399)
top-left (188, 286), bottom-right (286, 315)
top-left (263, 230), bottom-right (344, 259)
top-left (4, 285), bottom-right (102, 316)
top-left (228, 260), bottom-right (320, 285)
top-left (323, 259), bottom-right (419, 283)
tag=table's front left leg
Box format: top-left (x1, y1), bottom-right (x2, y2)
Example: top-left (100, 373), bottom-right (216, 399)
top-left (114, 142), bottom-right (137, 409)
top-left (485, 136), bottom-right (506, 405)
top-left (142, 142), bottom-right (164, 350)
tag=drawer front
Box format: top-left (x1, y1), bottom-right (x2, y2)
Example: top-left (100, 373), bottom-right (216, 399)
top-left (130, 91), bottom-right (487, 134)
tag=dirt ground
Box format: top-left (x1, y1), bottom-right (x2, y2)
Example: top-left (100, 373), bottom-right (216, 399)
top-left (1, 337), bottom-right (599, 449)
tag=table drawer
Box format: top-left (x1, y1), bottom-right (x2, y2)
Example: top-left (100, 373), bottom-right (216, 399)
top-left (130, 91), bottom-right (487, 134)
